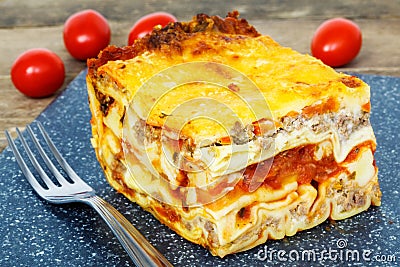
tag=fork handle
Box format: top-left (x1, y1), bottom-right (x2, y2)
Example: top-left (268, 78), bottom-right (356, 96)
top-left (82, 195), bottom-right (173, 267)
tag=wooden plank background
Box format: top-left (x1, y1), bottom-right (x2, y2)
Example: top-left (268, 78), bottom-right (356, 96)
top-left (1, 0), bottom-right (399, 151)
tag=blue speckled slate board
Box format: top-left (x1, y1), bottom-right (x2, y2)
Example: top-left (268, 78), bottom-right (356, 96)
top-left (0, 70), bottom-right (399, 267)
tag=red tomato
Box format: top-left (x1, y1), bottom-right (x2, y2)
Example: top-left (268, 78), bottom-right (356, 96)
top-left (311, 18), bottom-right (362, 67)
top-left (63, 9), bottom-right (111, 60)
top-left (11, 48), bottom-right (65, 98)
top-left (128, 12), bottom-right (177, 45)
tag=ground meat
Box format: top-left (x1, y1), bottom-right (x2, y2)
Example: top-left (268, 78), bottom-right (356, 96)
top-left (264, 216), bottom-right (280, 229)
top-left (133, 119), bottom-right (162, 143)
top-left (94, 88), bottom-right (115, 116)
top-left (133, 119), bottom-right (146, 143)
top-left (279, 109), bottom-right (370, 140)
top-left (329, 174), bottom-right (370, 213)
top-left (338, 189), bottom-right (367, 211)
top-left (280, 115), bottom-right (307, 132)
top-left (204, 220), bottom-right (219, 246)
top-left (336, 111), bottom-right (370, 138)
top-left (290, 202), bottom-right (309, 219)
top-left (259, 136), bottom-right (274, 150)
top-left (230, 121), bottom-right (255, 145)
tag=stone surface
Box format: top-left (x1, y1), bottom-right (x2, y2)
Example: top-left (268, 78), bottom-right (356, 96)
top-left (0, 71), bottom-right (398, 266)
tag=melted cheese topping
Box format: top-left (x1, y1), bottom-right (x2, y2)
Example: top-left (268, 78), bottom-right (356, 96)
top-left (86, 12), bottom-right (381, 258)
top-left (97, 33), bottom-right (370, 142)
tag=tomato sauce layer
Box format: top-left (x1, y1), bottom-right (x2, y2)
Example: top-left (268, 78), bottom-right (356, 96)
top-left (239, 141), bottom-right (375, 192)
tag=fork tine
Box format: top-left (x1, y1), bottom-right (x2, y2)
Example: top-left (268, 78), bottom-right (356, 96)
top-left (15, 127), bottom-right (60, 190)
top-left (37, 122), bottom-right (88, 186)
top-left (7, 125), bottom-right (171, 266)
top-left (5, 130), bottom-right (44, 193)
top-left (5, 129), bottom-right (55, 193)
top-left (26, 124), bottom-right (71, 187)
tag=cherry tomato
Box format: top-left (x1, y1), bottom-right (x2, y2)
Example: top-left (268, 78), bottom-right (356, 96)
top-left (63, 9), bottom-right (111, 60)
top-left (128, 12), bottom-right (177, 45)
top-left (311, 18), bottom-right (362, 67)
top-left (11, 48), bottom-right (65, 98)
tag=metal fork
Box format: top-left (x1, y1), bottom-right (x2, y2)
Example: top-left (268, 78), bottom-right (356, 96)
top-left (5, 122), bottom-right (173, 267)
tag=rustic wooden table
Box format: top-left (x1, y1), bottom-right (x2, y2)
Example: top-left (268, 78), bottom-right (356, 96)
top-left (1, 0), bottom-right (399, 152)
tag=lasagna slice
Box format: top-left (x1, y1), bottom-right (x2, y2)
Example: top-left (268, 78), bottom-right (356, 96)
top-left (86, 11), bottom-right (381, 257)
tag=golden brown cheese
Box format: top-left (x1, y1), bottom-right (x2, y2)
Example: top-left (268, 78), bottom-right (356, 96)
top-left (91, 32), bottom-right (369, 143)
top-left (86, 11), bottom-right (381, 257)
